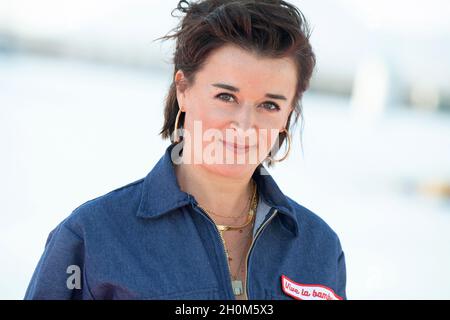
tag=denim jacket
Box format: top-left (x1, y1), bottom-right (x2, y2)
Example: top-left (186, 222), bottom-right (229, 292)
top-left (25, 143), bottom-right (346, 300)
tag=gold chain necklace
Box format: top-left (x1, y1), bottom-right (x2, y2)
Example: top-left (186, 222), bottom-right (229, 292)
top-left (229, 218), bottom-right (255, 297)
top-left (208, 201), bottom-right (250, 219)
top-left (215, 180), bottom-right (257, 232)
top-left (197, 180), bottom-right (259, 297)
top-left (207, 184), bottom-right (253, 219)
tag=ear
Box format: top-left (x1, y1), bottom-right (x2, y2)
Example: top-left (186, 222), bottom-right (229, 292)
top-left (175, 70), bottom-right (188, 111)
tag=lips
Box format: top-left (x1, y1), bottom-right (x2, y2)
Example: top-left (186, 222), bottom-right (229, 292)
top-left (220, 139), bottom-right (254, 153)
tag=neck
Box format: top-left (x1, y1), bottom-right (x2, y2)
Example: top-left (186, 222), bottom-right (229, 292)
top-left (174, 162), bottom-right (255, 221)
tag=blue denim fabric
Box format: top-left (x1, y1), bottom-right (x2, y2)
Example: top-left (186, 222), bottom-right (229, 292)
top-left (24, 142), bottom-right (347, 300)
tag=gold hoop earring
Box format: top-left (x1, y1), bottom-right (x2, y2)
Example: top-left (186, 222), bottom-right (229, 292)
top-left (267, 129), bottom-right (291, 163)
top-left (173, 108), bottom-right (184, 143)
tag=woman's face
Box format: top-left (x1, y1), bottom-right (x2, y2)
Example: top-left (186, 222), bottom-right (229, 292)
top-left (175, 43), bottom-right (297, 178)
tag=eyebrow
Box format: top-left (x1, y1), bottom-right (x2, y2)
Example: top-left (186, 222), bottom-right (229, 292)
top-left (211, 83), bottom-right (287, 101)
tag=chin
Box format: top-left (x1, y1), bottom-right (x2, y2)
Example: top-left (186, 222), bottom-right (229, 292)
top-left (201, 162), bottom-right (256, 179)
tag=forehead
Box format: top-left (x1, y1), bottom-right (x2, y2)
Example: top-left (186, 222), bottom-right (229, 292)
top-left (196, 44), bottom-right (297, 97)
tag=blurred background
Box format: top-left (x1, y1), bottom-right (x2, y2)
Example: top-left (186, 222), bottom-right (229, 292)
top-left (1, 0), bottom-right (449, 299)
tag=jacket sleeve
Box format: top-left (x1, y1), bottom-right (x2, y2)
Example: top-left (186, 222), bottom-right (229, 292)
top-left (24, 220), bottom-right (91, 300)
top-left (336, 249), bottom-right (347, 300)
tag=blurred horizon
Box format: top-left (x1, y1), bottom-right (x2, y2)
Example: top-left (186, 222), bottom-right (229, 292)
top-left (1, 0), bottom-right (450, 111)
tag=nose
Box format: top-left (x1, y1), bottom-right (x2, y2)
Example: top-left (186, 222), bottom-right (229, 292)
top-left (229, 104), bottom-right (257, 143)
top-left (232, 103), bottom-right (256, 131)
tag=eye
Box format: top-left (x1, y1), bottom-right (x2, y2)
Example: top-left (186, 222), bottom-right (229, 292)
top-left (215, 93), bottom-right (236, 103)
top-left (261, 102), bottom-right (281, 111)
top-left (215, 93), bottom-right (280, 112)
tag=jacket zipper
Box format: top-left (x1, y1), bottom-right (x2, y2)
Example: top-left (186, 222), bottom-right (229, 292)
top-left (193, 203), bottom-right (236, 299)
top-left (193, 200), bottom-right (279, 300)
top-left (243, 208), bottom-right (278, 300)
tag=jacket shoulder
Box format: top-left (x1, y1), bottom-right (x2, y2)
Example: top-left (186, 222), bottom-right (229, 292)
top-left (285, 196), bottom-right (342, 247)
top-left (63, 177), bottom-right (145, 235)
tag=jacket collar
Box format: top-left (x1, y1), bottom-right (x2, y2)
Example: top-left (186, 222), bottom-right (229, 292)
top-left (137, 142), bottom-right (298, 236)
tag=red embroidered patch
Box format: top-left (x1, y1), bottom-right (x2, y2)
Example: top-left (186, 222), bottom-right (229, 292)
top-left (281, 275), bottom-right (343, 300)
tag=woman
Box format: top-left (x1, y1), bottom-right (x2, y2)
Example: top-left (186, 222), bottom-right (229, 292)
top-left (25, 0), bottom-right (346, 300)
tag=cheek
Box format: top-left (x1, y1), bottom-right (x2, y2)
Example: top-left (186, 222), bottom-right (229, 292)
top-left (257, 128), bottom-right (280, 156)
top-left (184, 109), bottom-right (226, 134)
top-left (256, 111), bottom-right (290, 146)
top-left (182, 104), bottom-right (228, 144)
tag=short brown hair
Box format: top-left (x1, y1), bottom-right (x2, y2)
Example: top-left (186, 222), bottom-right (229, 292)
top-left (157, 0), bottom-right (316, 166)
